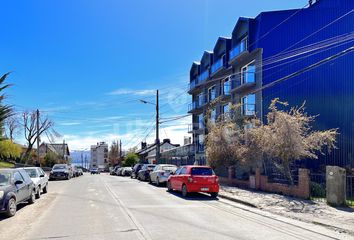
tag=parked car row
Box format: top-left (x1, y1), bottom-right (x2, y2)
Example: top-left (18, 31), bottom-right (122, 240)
top-left (110, 166), bottom-right (133, 176)
top-left (0, 167), bottom-right (49, 217)
top-left (49, 164), bottom-right (83, 180)
top-left (113, 163), bottom-right (220, 198)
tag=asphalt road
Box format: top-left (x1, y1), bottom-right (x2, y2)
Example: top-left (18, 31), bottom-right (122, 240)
top-left (0, 173), bottom-right (351, 240)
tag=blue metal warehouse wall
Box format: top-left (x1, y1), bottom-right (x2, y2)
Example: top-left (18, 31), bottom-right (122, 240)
top-left (251, 0), bottom-right (354, 169)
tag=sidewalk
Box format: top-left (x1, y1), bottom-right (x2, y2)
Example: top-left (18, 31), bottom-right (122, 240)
top-left (219, 185), bottom-right (354, 236)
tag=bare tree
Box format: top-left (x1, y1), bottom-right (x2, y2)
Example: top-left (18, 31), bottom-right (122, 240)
top-left (5, 116), bottom-right (20, 142)
top-left (249, 99), bottom-right (338, 185)
top-left (205, 101), bottom-right (255, 169)
top-left (21, 111), bottom-right (59, 162)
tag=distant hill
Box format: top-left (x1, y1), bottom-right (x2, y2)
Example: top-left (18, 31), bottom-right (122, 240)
top-left (70, 150), bottom-right (91, 167)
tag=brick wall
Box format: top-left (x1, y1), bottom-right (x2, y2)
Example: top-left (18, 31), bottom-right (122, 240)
top-left (220, 167), bottom-right (310, 199)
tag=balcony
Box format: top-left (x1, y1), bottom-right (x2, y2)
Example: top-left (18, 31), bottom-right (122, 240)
top-left (211, 58), bottom-right (224, 75)
top-left (198, 70), bottom-right (209, 83)
top-left (242, 104), bottom-right (256, 116)
top-left (188, 123), bottom-right (205, 133)
top-left (189, 79), bottom-right (198, 91)
top-left (231, 72), bottom-right (256, 93)
top-left (229, 39), bottom-right (248, 63)
top-left (188, 99), bottom-right (206, 112)
top-left (196, 143), bottom-right (205, 153)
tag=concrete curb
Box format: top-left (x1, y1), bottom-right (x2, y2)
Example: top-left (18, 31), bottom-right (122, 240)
top-left (218, 193), bottom-right (258, 208)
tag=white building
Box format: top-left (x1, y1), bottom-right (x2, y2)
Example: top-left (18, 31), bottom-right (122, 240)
top-left (90, 142), bottom-right (109, 170)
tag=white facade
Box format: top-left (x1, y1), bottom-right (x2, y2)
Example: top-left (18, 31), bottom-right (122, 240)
top-left (90, 142), bottom-right (109, 170)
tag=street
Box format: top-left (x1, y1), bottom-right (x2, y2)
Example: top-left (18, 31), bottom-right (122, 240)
top-left (0, 173), bottom-right (350, 240)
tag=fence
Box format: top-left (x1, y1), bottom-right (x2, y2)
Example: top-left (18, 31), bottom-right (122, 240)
top-left (347, 175), bottom-right (354, 207)
top-left (309, 172), bottom-right (326, 202)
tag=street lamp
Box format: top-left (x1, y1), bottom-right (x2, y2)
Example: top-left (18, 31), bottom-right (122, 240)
top-left (139, 90), bottom-right (160, 164)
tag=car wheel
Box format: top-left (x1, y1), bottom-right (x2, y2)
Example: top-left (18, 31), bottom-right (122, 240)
top-left (36, 187), bottom-right (41, 199)
top-left (156, 178), bottom-right (160, 187)
top-left (28, 190), bottom-right (36, 204)
top-left (167, 181), bottom-right (172, 192)
top-left (5, 198), bottom-right (17, 217)
top-left (210, 192), bottom-right (218, 198)
top-left (182, 184), bottom-right (188, 198)
top-left (43, 184), bottom-right (48, 194)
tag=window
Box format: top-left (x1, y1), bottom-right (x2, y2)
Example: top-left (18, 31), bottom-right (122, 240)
top-left (223, 78), bottom-right (231, 95)
top-left (210, 108), bottom-right (217, 123)
top-left (180, 167), bottom-right (187, 175)
top-left (223, 104), bottom-right (230, 114)
top-left (198, 93), bottom-right (204, 106)
top-left (191, 168), bottom-right (214, 176)
top-left (175, 168), bottom-right (182, 175)
top-left (198, 114), bottom-right (204, 129)
top-left (14, 172), bottom-right (24, 182)
top-left (208, 85), bottom-right (216, 102)
top-left (242, 94), bottom-right (256, 115)
top-left (241, 61), bottom-right (256, 84)
top-left (240, 36), bottom-right (248, 53)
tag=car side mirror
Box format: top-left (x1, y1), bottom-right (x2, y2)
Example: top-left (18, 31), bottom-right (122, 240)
top-left (40, 174), bottom-right (45, 178)
top-left (15, 180), bottom-right (23, 185)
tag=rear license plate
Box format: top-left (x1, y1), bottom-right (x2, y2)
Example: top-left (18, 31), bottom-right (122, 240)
top-left (201, 187), bottom-right (209, 191)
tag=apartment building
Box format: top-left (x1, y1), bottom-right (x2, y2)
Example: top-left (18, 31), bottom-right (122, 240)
top-left (90, 142), bottom-right (109, 170)
top-left (189, 0), bottom-right (354, 169)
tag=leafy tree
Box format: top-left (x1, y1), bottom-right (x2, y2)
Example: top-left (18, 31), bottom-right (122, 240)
top-left (123, 153), bottom-right (139, 167)
top-left (0, 73), bottom-right (13, 140)
top-left (0, 140), bottom-right (21, 161)
top-left (249, 99), bottom-right (338, 185)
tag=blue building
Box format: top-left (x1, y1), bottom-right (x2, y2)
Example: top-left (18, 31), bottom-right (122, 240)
top-left (189, 0), bottom-right (354, 170)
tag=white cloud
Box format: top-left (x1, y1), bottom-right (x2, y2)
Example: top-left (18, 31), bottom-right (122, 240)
top-left (107, 88), bottom-right (156, 96)
top-left (58, 122), bottom-right (81, 126)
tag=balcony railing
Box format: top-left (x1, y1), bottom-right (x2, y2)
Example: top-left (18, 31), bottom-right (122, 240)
top-left (222, 82), bottom-right (231, 96)
top-left (198, 70), bottom-right (209, 83)
top-left (196, 143), bottom-right (205, 153)
top-left (242, 104), bottom-right (256, 116)
top-left (189, 79), bottom-right (198, 90)
top-left (211, 58), bottom-right (224, 75)
top-left (208, 90), bottom-right (217, 102)
top-left (188, 98), bottom-right (206, 112)
top-left (231, 72), bottom-right (256, 93)
top-left (229, 39), bottom-right (247, 61)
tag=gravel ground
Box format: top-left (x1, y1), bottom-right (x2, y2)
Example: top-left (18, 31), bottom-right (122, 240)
top-left (220, 185), bottom-right (354, 236)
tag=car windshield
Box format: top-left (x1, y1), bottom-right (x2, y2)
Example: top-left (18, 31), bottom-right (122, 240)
top-left (24, 169), bottom-right (38, 178)
top-left (53, 165), bottom-right (66, 170)
top-left (0, 171), bottom-right (11, 186)
top-left (191, 168), bottom-right (214, 176)
top-left (162, 166), bottom-right (177, 171)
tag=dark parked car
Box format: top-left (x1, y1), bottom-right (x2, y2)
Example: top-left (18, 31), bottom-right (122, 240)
top-left (137, 164), bottom-right (156, 181)
top-left (50, 164), bottom-right (71, 180)
top-left (0, 169), bottom-right (36, 217)
top-left (131, 164), bottom-right (143, 179)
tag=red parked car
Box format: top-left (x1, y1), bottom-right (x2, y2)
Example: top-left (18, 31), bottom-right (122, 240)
top-left (167, 165), bottom-right (219, 198)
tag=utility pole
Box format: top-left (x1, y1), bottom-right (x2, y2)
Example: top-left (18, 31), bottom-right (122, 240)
top-left (36, 109), bottom-right (40, 166)
top-left (62, 139), bottom-right (65, 162)
top-left (81, 152), bottom-right (83, 168)
top-left (155, 89), bottom-right (160, 164)
top-left (119, 139), bottom-right (122, 158)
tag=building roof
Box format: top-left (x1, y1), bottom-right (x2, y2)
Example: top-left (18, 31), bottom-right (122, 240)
top-left (40, 143), bottom-right (70, 156)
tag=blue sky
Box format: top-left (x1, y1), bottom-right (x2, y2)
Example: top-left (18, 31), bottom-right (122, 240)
top-left (0, 0), bottom-right (306, 150)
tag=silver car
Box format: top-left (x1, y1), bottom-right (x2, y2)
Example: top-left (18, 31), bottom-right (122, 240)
top-left (22, 167), bottom-right (49, 199)
top-left (149, 164), bottom-right (177, 186)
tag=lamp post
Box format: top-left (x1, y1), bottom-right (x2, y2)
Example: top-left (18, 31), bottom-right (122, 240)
top-left (139, 90), bottom-right (160, 163)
